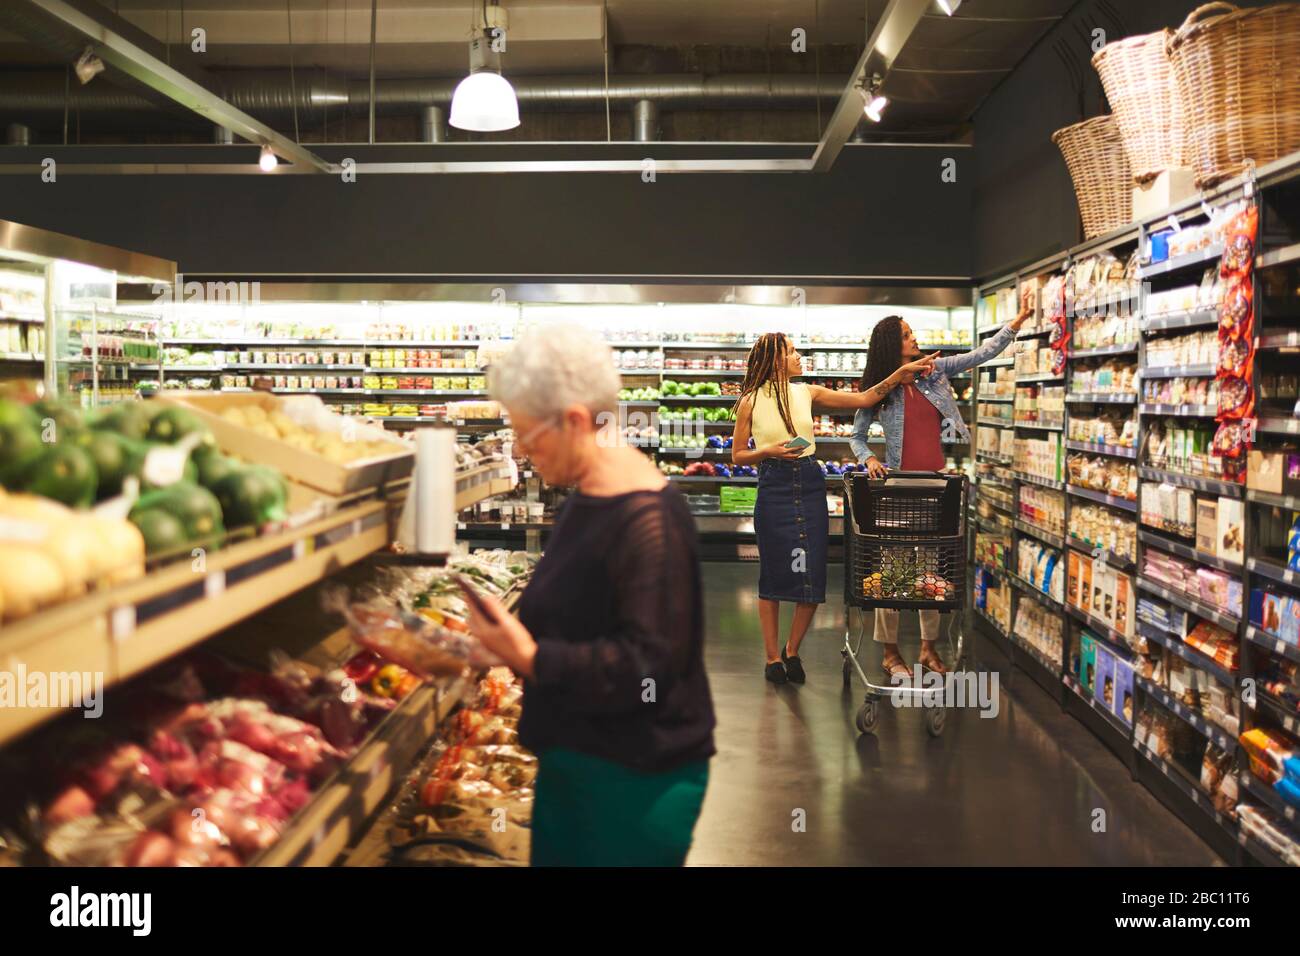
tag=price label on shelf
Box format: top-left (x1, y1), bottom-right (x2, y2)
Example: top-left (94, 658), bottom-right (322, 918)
top-left (110, 605), bottom-right (137, 642)
top-left (457, 522), bottom-right (466, 530)
top-left (501, 523), bottom-right (510, 530)
top-left (523, 471), bottom-right (532, 479)
top-left (204, 571), bottom-right (226, 600)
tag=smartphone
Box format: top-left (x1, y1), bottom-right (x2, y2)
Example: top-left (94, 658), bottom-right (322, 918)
top-left (783, 436), bottom-right (812, 450)
top-left (454, 574), bottom-right (504, 626)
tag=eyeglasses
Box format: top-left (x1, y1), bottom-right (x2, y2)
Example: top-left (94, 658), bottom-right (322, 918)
top-left (515, 416), bottom-right (560, 450)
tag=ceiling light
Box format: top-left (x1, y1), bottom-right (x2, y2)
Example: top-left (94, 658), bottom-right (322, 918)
top-left (258, 146), bottom-right (278, 172)
top-left (74, 46), bottom-right (104, 85)
top-left (449, 9), bottom-right (519, 133)
top-left (864, 95), bottom-right (888, 123)
top-left (938, 0), bottom-right (962, 14)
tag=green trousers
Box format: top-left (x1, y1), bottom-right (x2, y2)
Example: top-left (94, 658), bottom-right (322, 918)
top-left (530, 747), bottom-right (710, 867)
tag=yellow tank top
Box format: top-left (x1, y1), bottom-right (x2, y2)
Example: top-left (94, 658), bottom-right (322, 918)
top-left (750, 381), bottom-right (816, 458)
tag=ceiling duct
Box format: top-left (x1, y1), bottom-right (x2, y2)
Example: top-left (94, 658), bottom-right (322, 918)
top-left (0, 70), bottom-right (845, 120)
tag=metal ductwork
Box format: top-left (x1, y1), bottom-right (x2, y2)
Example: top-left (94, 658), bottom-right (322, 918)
top-left (0, 70), bottom-right (846, 120)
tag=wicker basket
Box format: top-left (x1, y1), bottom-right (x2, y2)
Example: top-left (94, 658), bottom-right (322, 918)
top-left (1052, 115), bottom-right (1133, 240)
top-left (1092, 30), bottom-right (1185, 183)
top-left (1167, 2), bottom-right (1300, 187)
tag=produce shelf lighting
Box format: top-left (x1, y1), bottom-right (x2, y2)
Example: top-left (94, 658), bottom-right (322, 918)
top-left (938, 0), bottom-right (962, 14)
top-left (863, 95), bottom-right (888, 123)
top-left (449, 9), bottom-right (520, 133)
top-left (258, 146), bottom-right (278, 172)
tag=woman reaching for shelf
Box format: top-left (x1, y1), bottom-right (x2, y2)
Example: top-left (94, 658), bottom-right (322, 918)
top-left (850, 307), bottom-right (1032, 679)
top-left (732, 332), bottom-right (936, 685)
top-left (464, 323), bottom-right (716, 867)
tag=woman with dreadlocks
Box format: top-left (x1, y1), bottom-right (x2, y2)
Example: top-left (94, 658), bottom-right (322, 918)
top-left (850, 307), bottom-right (1031, 680)
top-left (732, 333), bottom-right (937, 685)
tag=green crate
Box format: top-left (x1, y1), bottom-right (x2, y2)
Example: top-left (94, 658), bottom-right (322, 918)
top-left (720, 486), bottom-right (758, 513)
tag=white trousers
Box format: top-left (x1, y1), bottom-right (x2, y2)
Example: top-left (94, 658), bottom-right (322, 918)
top-left (873, 608), bottom-right (941, 644)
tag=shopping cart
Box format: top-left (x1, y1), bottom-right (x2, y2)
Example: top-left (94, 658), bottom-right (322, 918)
top-left (840, 471), bottom-right (969, 737)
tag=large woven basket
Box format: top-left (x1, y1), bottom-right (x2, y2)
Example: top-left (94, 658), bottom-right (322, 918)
top-left (1092, 30), bottom-right (1185, 183)
top-left (1167, 2), bottom-right (1300, 187)
top-left (1052, 115), bottom-right (1133, 240)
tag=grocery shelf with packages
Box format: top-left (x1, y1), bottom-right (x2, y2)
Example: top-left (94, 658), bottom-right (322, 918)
top-left (967, 150), bottom-right (1300, 866)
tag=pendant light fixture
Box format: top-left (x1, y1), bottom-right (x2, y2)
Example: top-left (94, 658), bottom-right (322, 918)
top-left (449, 2), bottom-right (520, 132)
top-left (859, 75), bottom-right (888, 124)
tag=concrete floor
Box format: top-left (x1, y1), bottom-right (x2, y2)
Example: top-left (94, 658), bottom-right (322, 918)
top-left (687, 562), bottom-right (1224, 867)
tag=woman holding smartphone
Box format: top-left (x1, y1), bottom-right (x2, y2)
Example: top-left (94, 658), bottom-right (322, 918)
top-left (732, 333), bottom-right (936, 684)
top-left (849, 308), bottom-right (1031, 679)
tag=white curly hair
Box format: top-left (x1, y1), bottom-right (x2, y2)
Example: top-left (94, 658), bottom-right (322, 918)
top-left (488, 322), bottom-right (621, 420)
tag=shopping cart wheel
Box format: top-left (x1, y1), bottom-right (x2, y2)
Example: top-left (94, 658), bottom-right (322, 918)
top-left (841, 652), bottom-right (853, 688)
top-left (925, 707), bottom-right (946, 738)
top-left (855, 698), bottom-right (880, 735)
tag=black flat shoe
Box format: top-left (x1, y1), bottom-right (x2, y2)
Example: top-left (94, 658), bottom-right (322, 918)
top-left (765, 661), bottom-right (788, 684)
top-left (781, 647), bottom-right (806, 684)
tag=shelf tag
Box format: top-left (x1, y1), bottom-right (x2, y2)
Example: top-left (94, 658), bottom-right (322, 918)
top-left (110, 605), bottom-right (137, 642)
top-left (501, 522), bottom-right (510, 530)
top-left (457, 522), bottom-right (466, 530)
top-left (205, 571), bottom-right (226, 599)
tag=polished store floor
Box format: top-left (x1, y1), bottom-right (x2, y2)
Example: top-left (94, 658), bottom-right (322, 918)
top-left (689, 562), bottom-right (1224, 867)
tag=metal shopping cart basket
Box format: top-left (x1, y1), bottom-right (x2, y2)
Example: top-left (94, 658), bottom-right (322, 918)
top-left (841, 470), bottom-right (969, 737)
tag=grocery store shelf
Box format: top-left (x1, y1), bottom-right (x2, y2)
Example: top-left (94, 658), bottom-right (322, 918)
top-left (1013, 420), bottom-right (1064, 432)
top-left (976, 451), bottom-right (1013, 465)
top-left (1138, 403), bottom-right (1217, 417)
top-left (1140, 364), bottom-right (1215, 379)
top-left (1140, 309), bottom-right (1220, 332)
top-left (1255, 692), bottom-right (1300, 737)
top-left (1240, 773), bottom-right (1300, 827)
top-left (1257, 241), bottom-right (1300, 269)
top-left (1137, 243), bottom-right (1223, 279)
top-left (458, 521), bottom-right (552, 533)
top-left (1250, 557), bottom-right (1300, 588)
top-left (376, 416), bottom-right (506, 427)
top-left (977, 395), bottom-right (1014, 403)
top-left (665, 368), bottom-right (745, 377)
top-left (1008, 571), bottom-right (1062, 611)
top-left (1246, 626), bottom-right (1300, 666)
top-left (1015, 472), bottom-right (1065, 490)
top-left (163, 338), bottom-right (372, 347)
top-left (976, 417), bottom-right (1013, 428)
top-left (1011, 632), bottom-right (1062, 678)
top-left (1065, 439), bottom-right (1137, 459)
top-left (1258, 415), bottom-right (1300, 437)
top-left (1247, 488), bottom-right (1300, 511)
top-left (974, 605), bottom-right (1008, 637)
top-left (1137, 577), bottom-right (1241, 632)
top-left (1140, 466), bottom-right (1243, 498)
top-left (164, 364), bottom-right (225, 372)
top-left (365, 367), bottom-right (476, 374)
top-left (1016, 327), bottom-right (1054, 340)
top-left (255, 674), bottom-right (468, 867)
top-left (1136, 675), bottom-right (1238, 754)
top-left (1065, 392), bottom-right (1137, 404)
top-left (661, 341), bottom-right (753, 351)
top-left (974, 515), bottom-right (1011, 535)
top-left (1071, 342), bottom-right (1139, 358)
top-left (0, 309), bottom-right (44, 323)
top-left (1014, 519), bottom-right (1064, 549)
top-left (1137, 624), bottom-right (1238, 688)
top-left (0, 500), bottom-right (394, 748)
top-left (1069, 604), bottom-right (1136, 657)
top-left (1017, 373), bottom-right (1065, 383)
top-left (658, 395), bottom-right (734, 404)
top-left (1064, 672), bottom-right (1131, 736)
top-left (1067, 540), bottom-right (1136, 574)
top-left (1140, 529), bottom-right (1241, 574)
top-left (219, 364), bottom-right (369, 372)
top-left (0, 352), bottom-right (43, 362)
top-left (668, 475), bottom-right (757, 484)
top-left (1066, 484), bottom-right (1138, 512)
top-left (1258, 331), bottom-right (1300, 349)
top-left (1134, 741), bottom-right (1238, 833)
top-left (983, 357), bottom-right (1015, 367)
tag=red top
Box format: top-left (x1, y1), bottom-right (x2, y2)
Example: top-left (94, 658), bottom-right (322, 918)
top-left (900, 384), bottom-right (946, 470)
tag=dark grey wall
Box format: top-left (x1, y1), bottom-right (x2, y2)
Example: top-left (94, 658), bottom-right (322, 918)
top-left (970, 0), bottom-right (1275, 281)
top-left (0, 143), bottom-right (972, 282)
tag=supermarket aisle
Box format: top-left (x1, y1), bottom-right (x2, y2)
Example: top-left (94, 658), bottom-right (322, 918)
top-left (688, 562), bottom-right (1223, 867)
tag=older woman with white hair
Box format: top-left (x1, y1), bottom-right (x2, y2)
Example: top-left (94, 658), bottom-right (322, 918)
top-left (463, 323), bottom-right (716, 867)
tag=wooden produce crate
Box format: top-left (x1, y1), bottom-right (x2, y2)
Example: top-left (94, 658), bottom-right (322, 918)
top-left (159, 390), bottom-right (414, 496)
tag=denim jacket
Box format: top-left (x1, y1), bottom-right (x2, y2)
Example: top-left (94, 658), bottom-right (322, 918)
top-left (849, 325), bottom-right (1016, 469)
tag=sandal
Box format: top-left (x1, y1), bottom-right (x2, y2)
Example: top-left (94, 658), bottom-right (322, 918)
top-left (919, 654), bottom-right (948, 676)
top-left (881, 657), bottom-right (912, 683)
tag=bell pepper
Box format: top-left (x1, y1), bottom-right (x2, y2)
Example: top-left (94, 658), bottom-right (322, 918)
top-left (371, 664), bottom-right (409, 698)
top-left (343, 651), bottom-right (382, 684)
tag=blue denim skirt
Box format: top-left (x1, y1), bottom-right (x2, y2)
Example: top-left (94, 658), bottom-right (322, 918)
top-left (754, 456), bottom-right (829, 604)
